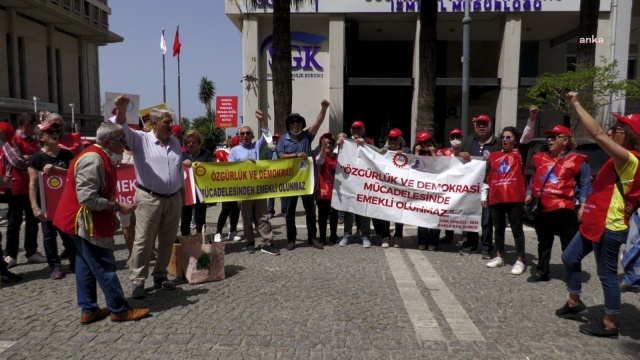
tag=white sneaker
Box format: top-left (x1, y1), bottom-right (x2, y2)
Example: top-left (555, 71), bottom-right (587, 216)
top-left (381, 237), bottom-right (390, 248)
top-left (486, 257), bottom-right (504, 268)
top-left (4, 256), bottom-right (17, 268)
top-left (214, 233), bottom-right (222, 243)
top-left (26, 251), bottom-right (47, 264)
top-left (228, 231), bottom-right (241, 241)
top-left (393, 237), bottom-right (402, 248)
top-left (511, 261), bottom-right (526, 275)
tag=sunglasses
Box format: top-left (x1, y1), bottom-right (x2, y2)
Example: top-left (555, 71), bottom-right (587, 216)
top-left (108, 137), bottom-right (127, 144)
top-left (185, 140), bottom-right (198, 145)
top-left (388, 137), bottom-right (399, 141)
top-left (450, 135), bottom-right (462, 140)
top-left (501, 135), bottom-right (513, 141)
top-left (45, 129), bottom-right (62, 135)
top-left (239, 131), bottom-right (252, 136)
top-left (546, 134), bottom-right (567, 141)
top-left (607, 126), bottom-right (625, 135)
top-left (289, 119), bottom-right (302, 124)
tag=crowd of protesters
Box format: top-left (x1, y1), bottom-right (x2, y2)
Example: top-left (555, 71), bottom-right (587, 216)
top-left (0, 92), bottom-right (639, 338)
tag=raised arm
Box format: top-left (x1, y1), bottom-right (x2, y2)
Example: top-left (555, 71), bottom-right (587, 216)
top-left (567, 91), bottom-right (629, 169)
top-left (520, 106), bottom-right (538, 145)
top-left (113, 95), bottom-right (142, 150)
top-left (308, 99), bottom-right (330, 136)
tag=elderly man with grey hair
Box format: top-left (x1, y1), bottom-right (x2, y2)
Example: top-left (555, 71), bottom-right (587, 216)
top-left (53, 122), bottom-right (149, 323)
top-left (113, 95), bottom-right (185, 299)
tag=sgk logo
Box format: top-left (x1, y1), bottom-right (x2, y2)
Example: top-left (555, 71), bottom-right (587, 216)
top-left (260, 32), bottom-right (325, 71)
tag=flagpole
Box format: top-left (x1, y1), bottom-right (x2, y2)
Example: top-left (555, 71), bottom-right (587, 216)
top-left (177, 25), bottom-right (182, 122)
top-left (162, 28), bottom-right (167, 104)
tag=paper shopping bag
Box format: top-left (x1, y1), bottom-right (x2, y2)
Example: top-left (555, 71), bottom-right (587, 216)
top-left (181, 230), bottom-right (225, 284)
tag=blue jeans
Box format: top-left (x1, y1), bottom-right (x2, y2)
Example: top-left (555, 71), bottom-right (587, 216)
top-left (71, 235), bottom-right (130, 315)
top-left (268, 197), bottom-right (286, 215)
top-left (285, 194), bottom-right (316, 242)
top-left (41, 221), bottom-right (75, 271)
top-left (562, 229), bottom-right (627, 315)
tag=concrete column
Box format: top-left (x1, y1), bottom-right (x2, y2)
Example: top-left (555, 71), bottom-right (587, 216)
top-left (328, 14), bottom-right (345, 135)
top-left (242, 15), bottom-right (260, 131)
top-left (608, 0), bottom-right (633, 120)
top-left (47, 23), bottom-right (56, 103)
top-left (495, 14), bottom-right (521, 132)
top-left (78, 36), bottom-right (89, 115)
top-left (410, 18), bottom-right (420, 143)
top-left (7, 7), bottom-right (20, 99)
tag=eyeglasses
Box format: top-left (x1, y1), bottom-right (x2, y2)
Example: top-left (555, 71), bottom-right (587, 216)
top-left (501, 135), bottom-right (513, 141)
top-left (607, 126), bottom-right (626, 135)
top-left (185, 140), bottom-right (198, 145)
top-left (108, 137), bottom-right (127, 144)
top-left (45, 129), bottom-right (62, 135)
top-left (239, 131), bottom-right (252, 136)
top-left (546, 135), bottom-right (567, 141)
top-left (475, 122), bottom-right (488, 127)
top-left (289, 119), bottom-right (302, 124)
top-left (450, 135), bottom-right (462, 140)
top-left (388, 137), bottom-right (399, 141)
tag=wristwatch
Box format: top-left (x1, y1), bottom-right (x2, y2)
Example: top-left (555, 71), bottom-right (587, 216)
top-left (112, 201), bottom-right (120, 212)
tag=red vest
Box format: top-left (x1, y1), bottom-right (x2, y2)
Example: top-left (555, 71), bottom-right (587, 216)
top-left (58, 132), bottom-right (83, 157)
top-left (53, 145), bottom-right (117, 238)
top-left (487, 149), bottom-right (526, 205)
top-left (215, 149), bottom-right (230, 163)
top-left (9, 134), bottom-right (39, 195)
top-left (437, 148), bottom-right (458, 156)
top-left (580, 151), bottom-right (640, 242)
top-left (531, 152), bottom-right (587, 212)
top-left (316, 152), bottom-right (337, 200)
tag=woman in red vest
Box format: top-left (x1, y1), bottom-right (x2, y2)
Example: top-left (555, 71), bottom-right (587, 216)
top-left (482, 126), bottom-right (528, 275)
top-left (43, 112), bottom-right (84, 157)
top-left (556, 92), bottom-right (640, 338)
top-left (525, 125), bottom-right (591, 283)
top-left (315, 132), bottom-right (338, 247)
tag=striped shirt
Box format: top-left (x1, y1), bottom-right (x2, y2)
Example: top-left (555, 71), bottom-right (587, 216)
top-left (277, 130), bottom-right (315, 156)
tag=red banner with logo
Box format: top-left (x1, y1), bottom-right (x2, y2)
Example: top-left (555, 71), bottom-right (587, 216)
top-left (38, 169), bottom-right (68, 222)
top-left (115, 165), bottom-right (195, 206)
top-left (215, 96), bottom-right (238, 128)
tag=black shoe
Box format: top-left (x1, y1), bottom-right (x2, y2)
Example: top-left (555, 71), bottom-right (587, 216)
top-left (481, 250), bottom-right (491, 259)
top-left (60, 249), bottom-right (69, 259)
top-left (246, 244), bottom-right (256, 254)
top-left (620, 283), bottom-right (639, 293)
top-left (261, 243), bottom-right (280, 256)
top-left (310, 238), bottom-right (324, 249)
top-left (555, 301), bottom-right (588, 319)
top-left (1, 271), bottom-right (23, 282)
top-left (579, 322), bottom-right (619, 338)
top-left (459, 247), bottom-right (477, 256)
top-left (287, 241), bottom-right (296, 251)
top-left (440, 236), bottom-right (453, 244)
top-left (153, 276), bottom-right (176, 290)
top-left (527, 274), bottom-right (550, 283)
top-left (329, 234), bottom-right (338, 245)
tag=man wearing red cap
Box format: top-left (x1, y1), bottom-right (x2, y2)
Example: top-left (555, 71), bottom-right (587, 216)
top-left (171, 125), bottom-right (186, 153)
top-left (277, 99), bottom-right (330, 251)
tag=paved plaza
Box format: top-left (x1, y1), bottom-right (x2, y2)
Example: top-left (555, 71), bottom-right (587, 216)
top-left (1, 202), bottom-right (639, 359)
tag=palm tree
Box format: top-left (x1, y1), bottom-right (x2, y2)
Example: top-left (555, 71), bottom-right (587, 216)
top-left (198, 76), bottom-right (216, 117)
top-left (244, 0), bottom-right (313, 133)
top-left (416, 0), bottom-right (437, 134)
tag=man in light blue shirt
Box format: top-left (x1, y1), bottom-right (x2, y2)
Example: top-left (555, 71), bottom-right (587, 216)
top-left (229, 110), bottom-right (279, 256)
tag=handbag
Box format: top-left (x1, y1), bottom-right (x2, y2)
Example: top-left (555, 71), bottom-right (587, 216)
top-left (527, 154), bottom-right (565, 217)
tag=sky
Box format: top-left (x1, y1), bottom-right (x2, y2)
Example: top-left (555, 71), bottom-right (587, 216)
top-left (100, 1), bottom-right (243, 127)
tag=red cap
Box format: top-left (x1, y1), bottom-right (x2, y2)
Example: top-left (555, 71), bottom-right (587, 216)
top-left (231, 136), bottom-right (240, 146)
top-left (612, 113), bottom-right (640, 137)
top-left (416, 131), bottom-right (432, 142)
top-left (473, 114), bottom-right (492, 123)
top-left (0, 122), bottom-right (15, 141)
top-left (38, 122), bottom-right (60, 131)
top-left (171, 125), bottom-right (183, 135)
top-left (273, 133), bottom-right (281, 139)
top-left (319, 132), bottom-right (334, 144)
top-left (449, 128), bottom-right (463, 137)
top-left (365, 138), bottom-right (374, 144)
top-left (388, 128), bottom-right (402, 137)
top-left (351, 120), bottom-right (365, 128)
top-left (543, 125), bottom-right (572, 137)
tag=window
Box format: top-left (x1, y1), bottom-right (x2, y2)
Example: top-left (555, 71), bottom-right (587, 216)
top-left (93, 5), bottom-right (98, 24)
top-left (102, 10), bottom-right (108, 28)
top-left (84, 1), bottom-right (90, 18)
top-left (73, 0), bottom-right (80, 14)
top-left (62, 0), bottom-right (70, 9)
top-left (18, 37), bottom-right (26, 99)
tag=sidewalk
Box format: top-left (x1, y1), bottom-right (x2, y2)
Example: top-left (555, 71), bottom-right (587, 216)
top-left (1, 201), bottom-right (639, 359)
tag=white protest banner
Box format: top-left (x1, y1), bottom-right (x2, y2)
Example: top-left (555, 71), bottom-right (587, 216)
top-left (332, 139), bottom-right (485, 231)
top-left (104, 92), bottom-right (140, 128)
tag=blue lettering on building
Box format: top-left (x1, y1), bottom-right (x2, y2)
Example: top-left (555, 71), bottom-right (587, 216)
top-left (441, 0), bottom-right (542, 12)
top-left (260, 32), bottom-right (326, 72)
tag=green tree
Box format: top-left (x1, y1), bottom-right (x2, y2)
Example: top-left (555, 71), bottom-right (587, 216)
top-left (526, 58), bottom-right (640, 131)
top-left (243, 0), bottom-right (314, 134)
top-left (416, 0), bottom-right (437, 134)
top-left (191, 115), bottom-right (226, 151)
top-left (198, 77), bottom-right (216, 117)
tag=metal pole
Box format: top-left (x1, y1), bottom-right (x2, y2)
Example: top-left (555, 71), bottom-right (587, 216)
top-left (32, 96), bottom-right (39, 113)
top-left (69, 103), bottom-right (75, 132)
top-left (177, 26), bottom-right (182, 122)
top-left (461, 0), bottom-right (471, 136)
top-left (162, 28), bottom-right (167, 104)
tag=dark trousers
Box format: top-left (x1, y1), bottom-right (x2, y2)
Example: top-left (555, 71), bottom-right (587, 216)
top-left (5, 193), bottom-right (39, 259)
top-left (534, 209), bottom-right (578, 277)
top-left (393, 223), bottom-right (404, 238)
top-left (216, 201), bottom-right (239, 234)
top-left (180, 202), bottom-right (208, 236)
top-left (285, 194), bottom-right (316, 242)
top-left (372, 219), bottom-right (391, 238)
top-left (316, 199), bottom-right (338, 243)
top-left (41, 221), bottom-right (76, 271)
top-left (491, 203), bottom-right (526, 261)
top-left (465, 206), bottom-right (493, 252)
top-left (268, 197), bottom-right (286, 215)
top-left (0, 233), bottom-right (8, 275)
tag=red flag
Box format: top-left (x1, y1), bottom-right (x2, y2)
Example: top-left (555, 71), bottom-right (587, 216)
top-left (173, 26), bottom-right (181, 57)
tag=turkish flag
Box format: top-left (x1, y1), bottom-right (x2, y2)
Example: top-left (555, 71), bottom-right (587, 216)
top-left (173, 27), bottom-right (181, 57)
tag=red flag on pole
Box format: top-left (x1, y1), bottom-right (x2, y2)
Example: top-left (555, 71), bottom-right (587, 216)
top-left (173, 26), bottom-right (181, 57)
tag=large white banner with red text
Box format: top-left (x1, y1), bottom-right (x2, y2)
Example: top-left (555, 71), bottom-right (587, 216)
top-left (332, 140), bottom-right (485, 231)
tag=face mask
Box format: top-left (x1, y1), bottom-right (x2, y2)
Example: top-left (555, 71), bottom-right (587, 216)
top-left (104, 148), bottom-right (123, 164)
top-left (290, 130), bottom-right (302, 136)
top-left (450, 139), bottom-right (462, 149)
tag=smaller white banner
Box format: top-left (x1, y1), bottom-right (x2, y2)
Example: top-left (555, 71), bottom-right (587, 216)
top-left (332, 139), bottom-right (485, 231)
top-left (104, 92), bottom-right (140, 127)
